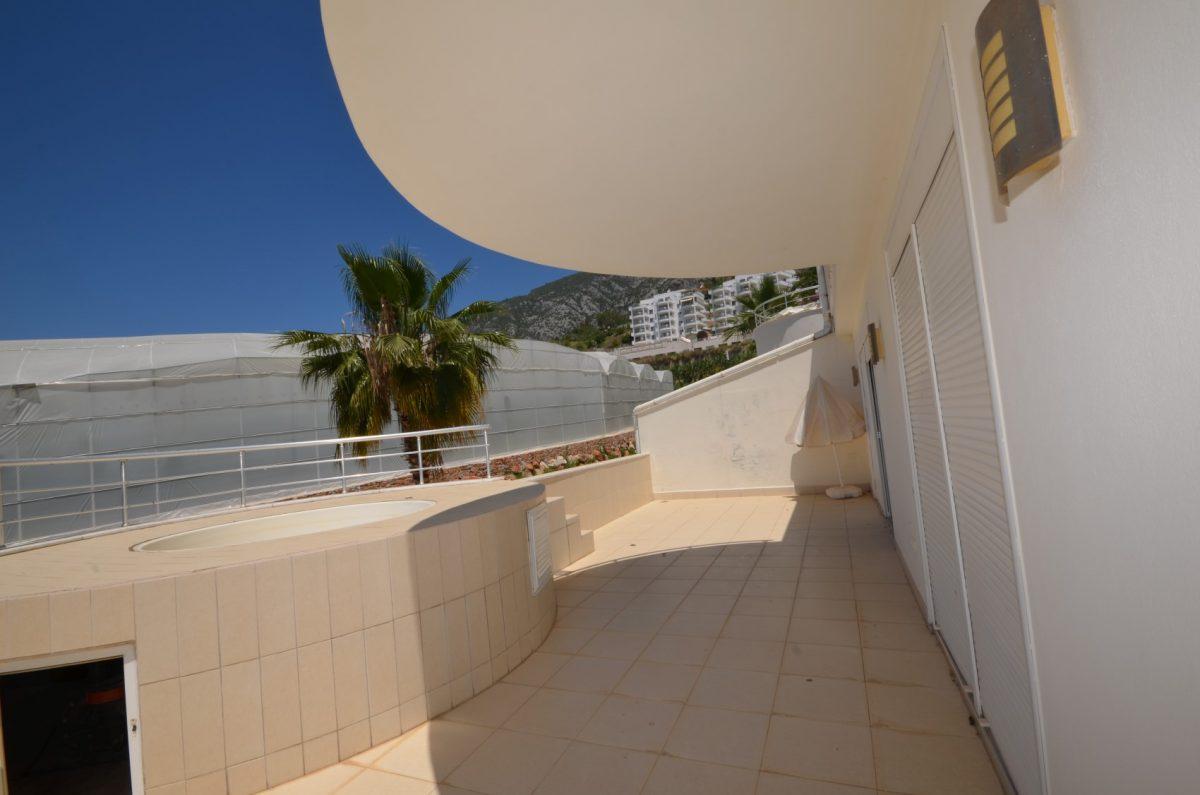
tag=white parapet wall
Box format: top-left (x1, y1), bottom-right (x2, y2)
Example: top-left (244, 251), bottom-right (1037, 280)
top-left (751, 305), bottom-right (827, 355)
top-left (635, 332), bottom-right (870, 497)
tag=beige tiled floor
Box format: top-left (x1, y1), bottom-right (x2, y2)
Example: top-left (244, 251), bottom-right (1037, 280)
top-left (268, 496), bottom-right (1003, 794)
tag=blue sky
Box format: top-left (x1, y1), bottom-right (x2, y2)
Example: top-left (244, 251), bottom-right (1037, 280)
top-left (0, 1), bottom-right (569, 341)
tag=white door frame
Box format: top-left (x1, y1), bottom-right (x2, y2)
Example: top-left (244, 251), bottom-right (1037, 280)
top-left (881, 26), bottom-right (1050, 794)
top-left (855, 329), bottom-right (891, 518)
top-left (0, 645), bottom-right (143, 795)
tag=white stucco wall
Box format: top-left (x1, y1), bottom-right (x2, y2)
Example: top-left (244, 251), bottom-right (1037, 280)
top-left (750, 306), bottom-right (828, 355)
top-left (635, 333), bottom-right (869, 496)
top-left (854, 4), bottom-right (1200, 792)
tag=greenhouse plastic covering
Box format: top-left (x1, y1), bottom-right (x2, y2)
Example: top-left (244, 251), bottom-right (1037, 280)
top-left (0, 334), bottom-right (671, 544)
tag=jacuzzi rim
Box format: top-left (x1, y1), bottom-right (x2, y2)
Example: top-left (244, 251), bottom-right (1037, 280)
top-left (131, 497), bottom-right (437, 552)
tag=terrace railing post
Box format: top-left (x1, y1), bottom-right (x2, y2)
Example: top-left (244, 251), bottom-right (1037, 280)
top-left (238, 450), bottom-right (247, 507)
top-left (339, 443), bottom-right (347, 494)
top-left (120, 459), bottom-right (129, 526)
top-left (416, 436), bottom-right (424, 485)
top-left (484, 429), bottom-right (492, 479)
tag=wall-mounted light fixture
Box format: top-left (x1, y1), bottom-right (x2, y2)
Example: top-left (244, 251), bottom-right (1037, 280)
top-left (866, 323), bottom-right (882, 364)
top-left (976, 0), bottom-right (1074, 192)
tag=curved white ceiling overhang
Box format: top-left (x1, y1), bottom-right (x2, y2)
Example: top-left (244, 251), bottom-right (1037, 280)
top-left (321, 0), bottom-right (937, 281)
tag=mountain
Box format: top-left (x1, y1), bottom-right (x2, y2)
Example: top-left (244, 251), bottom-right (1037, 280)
top-left (470, 272), bottom-right (704, 341)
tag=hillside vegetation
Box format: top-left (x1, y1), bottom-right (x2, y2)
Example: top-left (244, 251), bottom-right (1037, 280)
top-left (633, 341), bottom-right (757, 388)
top-left (469, 272), bottom-right (703, 341)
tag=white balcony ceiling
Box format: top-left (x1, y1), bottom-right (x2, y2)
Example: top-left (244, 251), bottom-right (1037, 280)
top-left (322, 0), bottom-right (936, 279)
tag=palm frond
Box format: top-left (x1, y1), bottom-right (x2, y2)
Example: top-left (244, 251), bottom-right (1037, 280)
top-left (428, 258), bottom-right (472, 316)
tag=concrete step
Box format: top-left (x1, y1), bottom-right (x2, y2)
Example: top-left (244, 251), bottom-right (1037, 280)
top-left (565, 512), bottom-right (593, 562)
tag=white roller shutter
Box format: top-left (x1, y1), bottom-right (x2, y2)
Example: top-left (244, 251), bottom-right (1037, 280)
top-left (914, 141), bottom-right (1043, 794)
top-left (891, 237), bottom-right (978, 698)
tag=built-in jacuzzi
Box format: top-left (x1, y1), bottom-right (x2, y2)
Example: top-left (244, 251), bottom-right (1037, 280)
top-left (0, 479), bottom-right (559, 794)
top-left (133, 499), bottom-right (435, 551)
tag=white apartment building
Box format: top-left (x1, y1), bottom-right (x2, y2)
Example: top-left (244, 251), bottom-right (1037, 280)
top-left (709, 270), bottom-right (801, 331)
top-left (628, 289), bottom-right (710, 344)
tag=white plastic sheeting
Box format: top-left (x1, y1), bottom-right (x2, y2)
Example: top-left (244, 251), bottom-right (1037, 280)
top-left (480, 344), bottom-right (670, 457)
top-left (0, 334), bottom-right (671, 544)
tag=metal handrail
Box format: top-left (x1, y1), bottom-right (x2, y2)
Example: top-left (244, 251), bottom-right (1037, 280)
top-left (0, 425), bottom-right (491, 548)
top-left (0, 424), bottom-right (486, 467)
top-left (750, 283), bottom-right (821, 324)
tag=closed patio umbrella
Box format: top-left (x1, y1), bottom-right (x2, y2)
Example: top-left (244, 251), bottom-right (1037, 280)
top-left (791, 376), bottom-right (866, 499)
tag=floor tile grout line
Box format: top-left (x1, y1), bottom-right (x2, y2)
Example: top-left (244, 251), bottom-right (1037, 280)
top-left (755, 510), bottom-right (809, 791)
top-left (634, 516), bottom-right (773, 794)
top-left (546, 498), bottom-right (915, 793)
top-left (325, 498), bottom-right (941, 795)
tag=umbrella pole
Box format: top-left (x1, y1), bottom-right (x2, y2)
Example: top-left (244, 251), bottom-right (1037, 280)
top-left (821, 407), bottom-right (846, 487)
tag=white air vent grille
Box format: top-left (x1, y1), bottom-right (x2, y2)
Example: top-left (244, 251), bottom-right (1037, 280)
top-left (527, 503), bottom-right (552, 595)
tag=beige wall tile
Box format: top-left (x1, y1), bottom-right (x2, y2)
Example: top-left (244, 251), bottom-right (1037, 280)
top-left (370, 707), bottom-right (401, 746)
top-left (184, 770), bottom-right (225, 794)
top-left (259, 649), bottom-right (302, 753)
top-left (500, 513), bottom-right (521, 575)
top-left (439, 521), bottom-right (466, 601)
top-left (427, 683), bottom-right (452, 717)
top-left (471, 661), bottom-right (493, 694)
top-left (264, 745), bottom-right (304, 787)
top-left (419, 606), bottom-right (450, 690)
top-left (465, 590), bottom-right (490, 670)
top-left (180, 670), bottom-right (226, 778)
top-left (49, 589), bottom-right (92, 652)
top-left (363, 621), bottom-right (399, 715)
top-left (297, 640), bottom-right (337, 741)
top-left (221, 659), bottom-right (265, 765)
top-left (141, 678), bottom-right (185, 788)
top-left (292, 552), bottom-right (331, 646)
top-left (400, 693), bottom-right (428, 731)
top-left (479, 521), bottom-right (500, 585)
top-left (255, 558), bottom-right (296, 656)
top-left (414, 527), bottom-right (444, 609)
top-left (500, 575), bottom-right (519, 648)
top-left (338, 718), bottom-right (371, 759)
top-left (135, 579), bottom-right (179, 683)
top-left (484, 583), bottom-right (506, 659)
top-left (225, 756), bottom-right (266, 795)
top-left (394, 614), bottom-right (425, 702)
top-left (460, 517), bottom-right (484, 593)
top-left (302, 732), bottom-right (339, 773)
top-left (175, 573), bottom-right (219, 676)
top-left (331, 631), bottom-right (370, 728)
top-left (147, 784), bottom-right (187, 795)
top-left (450, 672), bottom-right (473, 706)
top-left (388, 534), bottom-right (418, 618)
top-left (326, 546), bottom-right (364, 638)
top-left (444, 597), bottom-right (471, 680)
top-left (92, 584), bottom-right (135, 645)
top-left (549, 528), bottom-right (570, 572)
top-left (358, 540), bottom-right (392, 628)
top-left (216, 565), bottom-right (258, 666)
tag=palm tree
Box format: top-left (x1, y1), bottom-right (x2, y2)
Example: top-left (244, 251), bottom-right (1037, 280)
top-left (277, 244), bottom-right (513, 475)
top-left (722, 274), bottom-right (782, 340)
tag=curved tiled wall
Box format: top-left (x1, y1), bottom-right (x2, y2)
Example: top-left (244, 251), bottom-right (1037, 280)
top-left (0, 490), bottom-right (556, 794)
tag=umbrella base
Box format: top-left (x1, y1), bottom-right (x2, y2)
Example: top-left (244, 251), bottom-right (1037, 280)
top-left (825, 485), bottom-right (863, 500)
